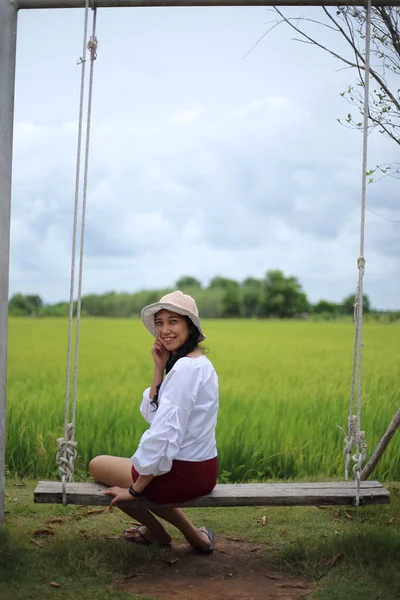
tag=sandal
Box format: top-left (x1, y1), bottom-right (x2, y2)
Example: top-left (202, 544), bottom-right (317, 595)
top-left (198, 526), bottom-right (214, 554)
top-left (124, 526), bottom-right (172, 548)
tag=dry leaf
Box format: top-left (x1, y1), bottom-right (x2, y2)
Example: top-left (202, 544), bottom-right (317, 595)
top-left (261, 516), bottom-right (267, 525)
top-left (48, 518), bottom-right (65, 524)
top-left (344, 512), bottom-right (353, 520)
top-left (124, 570), bottom-right (137, 580)
top-left (276, 583), bottom-right (308, 589)
top-left (279, 528), bottom-right (286, 534)
top-left (105, 535), bottom-right (121, 540)
top-left (164, 558), bottom-right (179, 567)
top-left (388, 517), bottom-right (395, 524)
top-left (325, 553), bottom-right (342, 568)
top-left (85, 509), bottom-right (105, 516)
top-left (32, 529), bottom-right (55, 537)
top-left (12, 483), bottom-right (25, 487)
top-left (31, 540), bottom-right (43, 547)
top-left (79, 529), bottom-right (90, 538)
top-left (49, 582), bottom-right (61, 588)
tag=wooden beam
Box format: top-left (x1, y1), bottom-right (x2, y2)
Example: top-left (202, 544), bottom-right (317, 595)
top-left (0, 0), bottom-right (18, 526)
top-left (15, 0), bottom-right (395, 10)
top-left (34, 480), bottom-right (390, 507)
top-left (361, 408), bottom-right (400, 481)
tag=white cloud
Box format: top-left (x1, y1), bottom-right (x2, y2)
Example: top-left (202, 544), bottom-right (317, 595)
top-left (7, 6), bottom-right (400, 310)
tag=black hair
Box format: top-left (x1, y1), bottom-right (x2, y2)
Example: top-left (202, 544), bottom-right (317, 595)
top-left (150, 316), bottom-right (202, 411)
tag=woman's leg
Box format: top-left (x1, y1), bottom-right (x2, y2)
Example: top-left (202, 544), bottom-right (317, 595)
top-left (89, 455), bottom-right (212, 551)
top-left (89, 455), bottom-right (171, 544)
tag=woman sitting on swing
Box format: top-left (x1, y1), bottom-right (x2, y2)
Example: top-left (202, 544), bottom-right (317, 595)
top-left (89, 291), bottom-right (219, 553)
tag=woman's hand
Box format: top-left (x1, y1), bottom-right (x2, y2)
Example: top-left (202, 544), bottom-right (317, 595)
top-left (151, 338), bottom-right (170, 371)
top-left (104, 486), bottom-right (134, 509)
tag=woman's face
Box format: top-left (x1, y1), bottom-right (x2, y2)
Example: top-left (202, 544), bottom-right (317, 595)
top-left (154, 310), bottom-right (191, 353)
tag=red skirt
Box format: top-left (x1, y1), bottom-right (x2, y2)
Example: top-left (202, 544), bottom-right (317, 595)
top-left (131, 456), bottom-right (218, 505)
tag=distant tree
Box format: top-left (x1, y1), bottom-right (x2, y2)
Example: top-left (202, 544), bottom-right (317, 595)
top-left (8, 293), bottom-right (43, 315)
top-left (222, 284), bottom-right (241, 318)
top-left (209, 276), bottom-right (239, 290)
top-left (176, 276), bottom-right (202, 289)
top-left (341, 293), bottom-right (371, 315)
top-left (241, 277), bottom-right (263, 288)
top-left (313, 300), bottom-right (338, 314)
top-left (241, 287), bottom-right (262, 318)
top-left (261, 270), bottom-right (309, 318)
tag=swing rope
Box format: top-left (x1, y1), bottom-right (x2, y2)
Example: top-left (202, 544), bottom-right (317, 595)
top-left (56, 1), bottom-right (98, 505)
top-left (344, 0), bottom-right (371, 506)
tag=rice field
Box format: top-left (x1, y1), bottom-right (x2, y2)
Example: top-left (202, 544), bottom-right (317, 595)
top-left (5, 317), bottom-right (400, 482)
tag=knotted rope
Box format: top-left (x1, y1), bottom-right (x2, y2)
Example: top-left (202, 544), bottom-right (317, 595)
top-left (57, 0), bottom-right (98, 506)
top-left (344, 0), bottom-right (371, 507)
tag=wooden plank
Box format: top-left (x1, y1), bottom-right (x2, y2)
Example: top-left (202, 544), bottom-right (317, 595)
top-left (34, 481), bottom-right (390, 507)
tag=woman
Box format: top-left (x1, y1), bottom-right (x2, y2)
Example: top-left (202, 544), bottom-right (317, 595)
top-left (89, 290), bottom-right (219, 553)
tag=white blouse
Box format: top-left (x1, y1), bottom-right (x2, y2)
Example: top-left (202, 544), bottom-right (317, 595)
top-left (131, 355), bottom-right (219, 477)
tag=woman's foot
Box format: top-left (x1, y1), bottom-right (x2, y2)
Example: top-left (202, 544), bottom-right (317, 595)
top-left (124, 525), bottom-right (172, 548)
top-left (195, 526), bottom-right (214, 554)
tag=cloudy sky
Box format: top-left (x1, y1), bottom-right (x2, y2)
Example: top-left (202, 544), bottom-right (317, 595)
top-left (10, 5), bottom-right (399, 309)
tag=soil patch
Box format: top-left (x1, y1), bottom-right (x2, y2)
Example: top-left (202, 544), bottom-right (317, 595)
top-left (116, 535), bottom-right (313, 600)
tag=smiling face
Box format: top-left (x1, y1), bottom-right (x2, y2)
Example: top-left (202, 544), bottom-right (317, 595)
top-left (154, 309), bottom-right (191, 354)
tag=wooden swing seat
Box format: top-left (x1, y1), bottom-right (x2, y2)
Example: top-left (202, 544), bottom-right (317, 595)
top-left (34, 480), bottom-right (390, 507)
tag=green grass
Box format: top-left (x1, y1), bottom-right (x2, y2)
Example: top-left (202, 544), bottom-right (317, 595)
top-left (1, 480), bottom-right (400, 599)
top-left (6, 318), bottom-right (400, 481)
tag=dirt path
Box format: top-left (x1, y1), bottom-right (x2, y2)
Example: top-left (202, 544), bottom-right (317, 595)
top-left (116, 535), bottom-right (314, 600)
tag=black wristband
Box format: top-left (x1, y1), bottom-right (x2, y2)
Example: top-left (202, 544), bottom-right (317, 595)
top-left (128, 486), bottom-right (143, 498)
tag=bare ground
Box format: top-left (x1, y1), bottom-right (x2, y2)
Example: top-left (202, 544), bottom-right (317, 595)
top-left (116, 535), bottom-right (314, 600)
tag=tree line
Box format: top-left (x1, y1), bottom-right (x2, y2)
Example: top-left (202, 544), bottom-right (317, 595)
top-left (8, 269), bottom-right (400, 322)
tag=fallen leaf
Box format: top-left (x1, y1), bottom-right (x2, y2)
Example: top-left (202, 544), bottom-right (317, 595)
top-left (32, 529), bottom-right (55, 537)
top-left (387, 517), bottom-right (396, 525)
top-left (124, 570), bottom-right (137, 580)
top-left (105, 535), bottom-right (121, 540)
top-left (31, 540), bottom-right (44, 547)
top-left (85, 509), bottom-right (105, 516)
top-left (12, 482), bottom-right (25, 487)
top-left (49, 582), bottom-right (61, 588)
top-left (325, 553), bottom-right (342, 568)
top-left (261, 516), bottom-right (267, 525)
top-left (276, 583), bottom-right (308, 589)
top-left (344, 512), bottom-right (353, 520)
top-left (79, 529), bottom-right (90, 538)
top-left (164, 558), bottom-right (179, 567)
top-left (279, 528), bottom-right (286, 534)
top-left (48, 518), bottom-right (65, 524)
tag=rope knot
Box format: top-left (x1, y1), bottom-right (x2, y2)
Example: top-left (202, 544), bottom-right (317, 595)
top-left (357, 256), bottom-right (366, 271)
top-left (88, 36), bottom-right (98, 61)
top-left (56, 423), bottom-right (78, 483)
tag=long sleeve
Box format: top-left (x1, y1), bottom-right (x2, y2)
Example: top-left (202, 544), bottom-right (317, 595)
top-left (139, 387), bottom-right (156, 424)
top-left (132, 361), bottom-right (203, 476)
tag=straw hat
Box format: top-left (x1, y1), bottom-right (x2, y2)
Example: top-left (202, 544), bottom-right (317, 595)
top-left (141, 290), bottom-right (206, 342)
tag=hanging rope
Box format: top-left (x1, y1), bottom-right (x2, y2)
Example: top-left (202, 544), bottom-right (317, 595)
top-left (56, 1), bottom-right (98, 506)
top-left (344, 0), bottom-right (371, 507)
